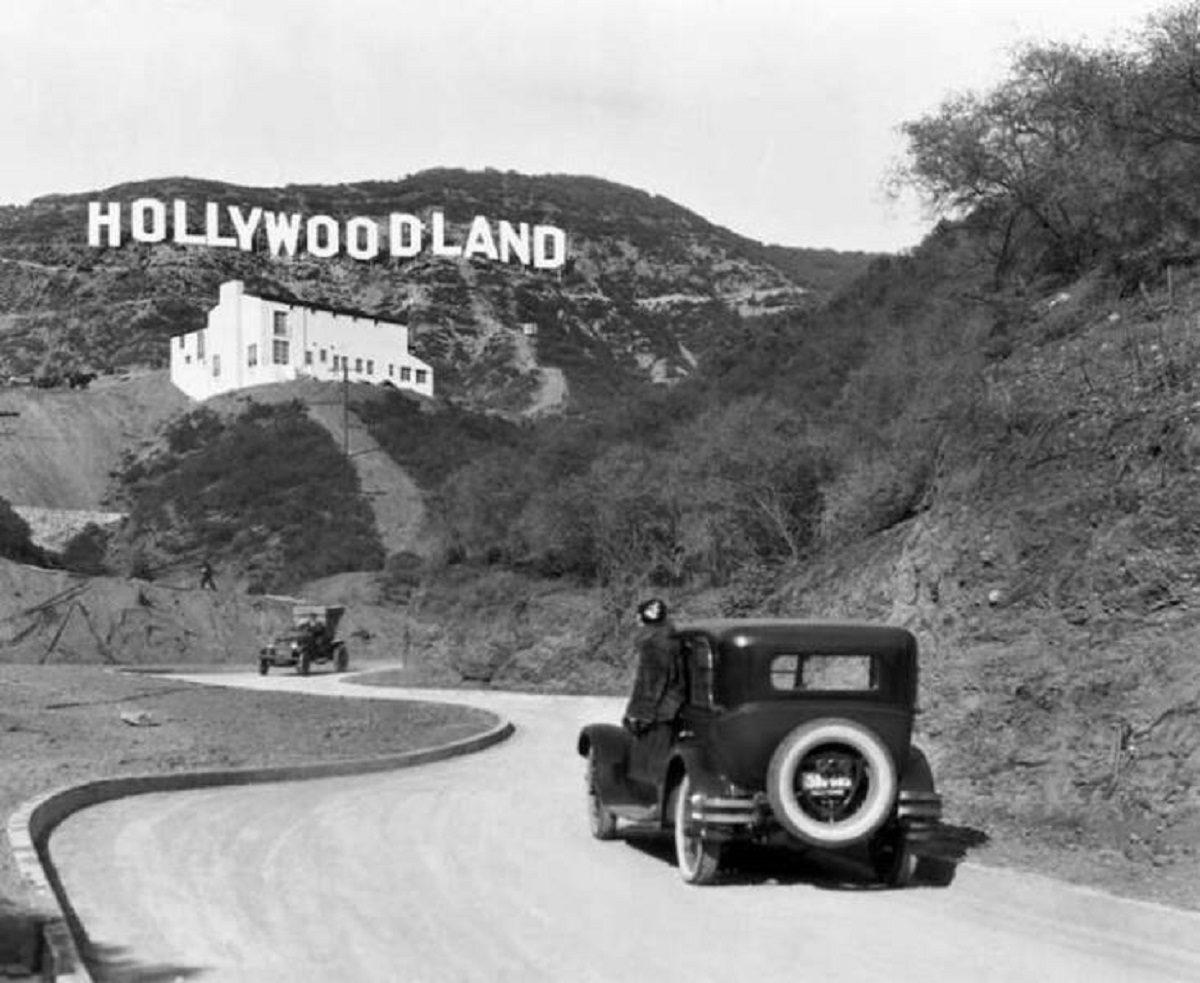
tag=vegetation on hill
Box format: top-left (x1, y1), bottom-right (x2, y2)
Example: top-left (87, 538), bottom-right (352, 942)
top-left (0, 168), bottom-right (867, 412)
top-left (340, 3), bottom-right (1200, 907)
top-left (0, 496), bottom-right (44, 566)
top-left (895, 2), bottom-right (1200, 291)
top-left (3, 0), bottom-right (1200, 911)
top-left (111, 400), bottom-right (384, 592)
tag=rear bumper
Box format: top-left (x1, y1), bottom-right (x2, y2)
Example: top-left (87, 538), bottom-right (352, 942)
top-left (681, 788), bottom-right (944, 842)
top-left (682, 791), bottom-right (772, 841)
top-left (896, 790), bottom-right (943, 841)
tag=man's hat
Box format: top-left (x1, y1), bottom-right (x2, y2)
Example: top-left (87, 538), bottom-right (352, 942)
top-left (637, 598), bottom-right (668, 624)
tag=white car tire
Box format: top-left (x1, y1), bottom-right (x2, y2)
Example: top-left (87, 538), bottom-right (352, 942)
top-left (767, 717), bottom-right (898, 847)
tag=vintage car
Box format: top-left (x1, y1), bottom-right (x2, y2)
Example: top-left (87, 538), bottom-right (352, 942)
top-left (258, 603), bottom-right (349, 676)
top-left (578, 619), bottom-right (946, 886)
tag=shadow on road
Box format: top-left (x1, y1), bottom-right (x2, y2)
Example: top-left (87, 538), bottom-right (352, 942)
top-left (622, 821), bottom-right (990, 890)
top-left (80, 940), bottom-right (206, 983)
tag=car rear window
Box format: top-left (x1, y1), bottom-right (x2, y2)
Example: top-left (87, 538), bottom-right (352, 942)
top-left (770, 653), bottom-right (877, 692)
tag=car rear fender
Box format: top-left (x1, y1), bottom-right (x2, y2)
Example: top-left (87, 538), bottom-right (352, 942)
top-left (899, 745), bottom-right (935, 792)
top-left (659, 744), bottom-right (726, 826)
top-left (896, 744), bottom-right (943, 829)
top-left (578, 723), bottom-right (633, 801)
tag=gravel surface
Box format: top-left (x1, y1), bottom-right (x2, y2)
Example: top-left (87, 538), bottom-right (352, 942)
top-left (0, 662), bottom-right (497, 914)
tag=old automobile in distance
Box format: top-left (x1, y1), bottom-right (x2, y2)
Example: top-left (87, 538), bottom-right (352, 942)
top-left (578, 619), bottom-right (947, 886)
top-left (258, 603), bottom-right (349, 676)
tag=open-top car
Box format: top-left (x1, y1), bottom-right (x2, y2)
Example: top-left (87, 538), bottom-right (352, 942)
top-left (578, 619), bottom-right (946, 886)
top-left (258, 603), bottom-right (349, 676)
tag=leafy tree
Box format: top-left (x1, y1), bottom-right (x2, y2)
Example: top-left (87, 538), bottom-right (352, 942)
top-left (896, 3), bottom-right (1200, 284)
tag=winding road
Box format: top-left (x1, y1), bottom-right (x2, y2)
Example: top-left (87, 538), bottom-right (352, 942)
top-left (48, 672), bottom-right (1200, 982)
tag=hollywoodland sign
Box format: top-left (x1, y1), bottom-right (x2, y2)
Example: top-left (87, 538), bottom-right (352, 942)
top-left (86, 198), bottom-right (568, 269)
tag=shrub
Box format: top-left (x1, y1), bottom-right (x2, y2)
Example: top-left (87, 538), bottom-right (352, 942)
top-left (0, 498), bottom-right (44, 565)
top-left (60, 522), bottom-right (112, 575)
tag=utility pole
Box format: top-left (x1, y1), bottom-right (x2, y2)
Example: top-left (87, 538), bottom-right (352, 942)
top-left (342, 359), bottom-right (349, 456)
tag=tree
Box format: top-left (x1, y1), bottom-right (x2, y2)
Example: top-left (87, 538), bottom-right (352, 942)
top-left (895, 4), bottom-right (1200, 282)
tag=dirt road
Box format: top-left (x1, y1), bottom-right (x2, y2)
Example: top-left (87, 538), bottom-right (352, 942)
top-left (48, 673), bottom-right (1200, 982)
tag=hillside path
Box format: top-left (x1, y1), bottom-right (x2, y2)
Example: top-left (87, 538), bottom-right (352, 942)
top-left (303, 399), bottom-right (428, 556)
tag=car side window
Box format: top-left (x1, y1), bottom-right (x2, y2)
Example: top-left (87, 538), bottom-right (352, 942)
top-left (683, 635), bottom-right (716, 708)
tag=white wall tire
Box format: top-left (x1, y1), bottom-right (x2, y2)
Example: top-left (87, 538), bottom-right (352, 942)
top-left (673, 774), bottom-right (722, 885)
top-left (586, 749), bottom-right (619, 841)
top-left (767, 718), bottom-right (897, 848)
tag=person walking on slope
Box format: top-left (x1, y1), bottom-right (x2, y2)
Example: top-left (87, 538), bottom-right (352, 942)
top-left (199, 560), bottom-right (217, 591)
top-left (622, 597), bottom-right (686, 785)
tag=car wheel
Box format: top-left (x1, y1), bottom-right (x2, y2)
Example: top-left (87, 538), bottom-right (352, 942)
top-left (869, 829), bottom-right (918, 887)
top-left (767, 717), bottom-right (898, 848)
top-left (259, 659), bottom-right (269, 676)
top-left (586, 749), bottom-right (619, 841)
top-left (673, 774), bottom-right (722, 885)
top-left (335, 643), bottom-right (349, 673)
top-left (298, 648), bottom-right (311, 675)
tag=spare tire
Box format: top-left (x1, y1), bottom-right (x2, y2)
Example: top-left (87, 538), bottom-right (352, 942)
top-left (766, 717), bottom-right (897, 848)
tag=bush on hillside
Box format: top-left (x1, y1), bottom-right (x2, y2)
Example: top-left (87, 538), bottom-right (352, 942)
top-left (115, 400), bottom-right (384, 592)
top-left (0, 498), bottom-right (43, 565)
top-left (59, 523), bottom-right (112, 576)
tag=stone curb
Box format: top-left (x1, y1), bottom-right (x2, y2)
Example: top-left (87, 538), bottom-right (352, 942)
top-left (5, 714), bottom-right (515, 982)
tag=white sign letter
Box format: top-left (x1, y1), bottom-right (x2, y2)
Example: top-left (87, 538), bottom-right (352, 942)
top-left (205, 202), bottom-right (238, 248)
top-left (306, 215), bottom-right (339, 258)
top-left (263, 211), bottom-right (302, 256)
top-left (463, 216), bottom-right (499, 261)
top-left (228, 206), bottom-right (262, 252)
top-left (345, 216), bottom-right (379, 260)
top-left (388, 214), bottom-right (423, 257)
top-left (498, 221), bottom-right (530, 266)
top-left (173, 200), bottom-right (207, 246)
top-left (87, 201), bottom-right (121, 247)
top-left (533, 225), bottom-right (566, 269)
top-left (430, 211), bottom-right (461, 258)
top-left (130, 198), bottom-right (167, 243)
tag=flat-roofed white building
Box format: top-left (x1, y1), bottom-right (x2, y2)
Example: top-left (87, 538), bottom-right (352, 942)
top-left (170, 280), bottom-right (434, 401)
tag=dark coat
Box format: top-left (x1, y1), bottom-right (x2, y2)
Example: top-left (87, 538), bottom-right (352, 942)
top-left (624, 621), bottom-right (686, 724)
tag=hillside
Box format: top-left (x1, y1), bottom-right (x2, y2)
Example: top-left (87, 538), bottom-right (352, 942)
top-left (5, 3), bottom-right (1200, 912)
top-left (0, 370), bottom-right (188, 509)
top-left (0, 170), bottom-right (871, 414)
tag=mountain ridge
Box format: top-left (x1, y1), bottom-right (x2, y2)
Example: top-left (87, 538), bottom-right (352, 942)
top-left (0, 168), bottom-right (875, 413)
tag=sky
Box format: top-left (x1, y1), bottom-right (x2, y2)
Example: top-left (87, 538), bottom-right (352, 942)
top-left (0, 0), bottom-right (1176, 252)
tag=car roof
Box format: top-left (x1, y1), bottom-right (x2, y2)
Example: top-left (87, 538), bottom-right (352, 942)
top-left (674, 619), bottom-right (916, 651)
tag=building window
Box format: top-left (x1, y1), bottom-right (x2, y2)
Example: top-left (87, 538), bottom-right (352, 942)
top-left (212, 354), bottom-right (221, 377)
top-left (388, 364), bottom-right (395, 376)
top-left (177, 336), bottom-right (185, 349)
top-left (332, 355), bottom-right (340, 371)
top-left (415, 369), bottom-right (427, 385)
top-left (400, 366), bottom-right (411, 381)
top-left (273, 311), bottom-right (288, 336)
top-left (320, 348), bottom-right (327, 362)
top-left (355, 358), bottom-right (363, 372)
top-left (185, 355), bottom-right (191, 365)
top-left (366, 359), bottom-right (374, 375)
top-left (272, 339), bottom-right (289, 364)
top-left (247, 344), bottom-right (258, 368)
top-left (305, 350), bottom-right (313, 366)
top-left (197, 331), bottom-right (205, 360)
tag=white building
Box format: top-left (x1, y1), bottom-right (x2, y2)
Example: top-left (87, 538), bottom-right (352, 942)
top-left (169, 279), bottom-right (434, 401)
